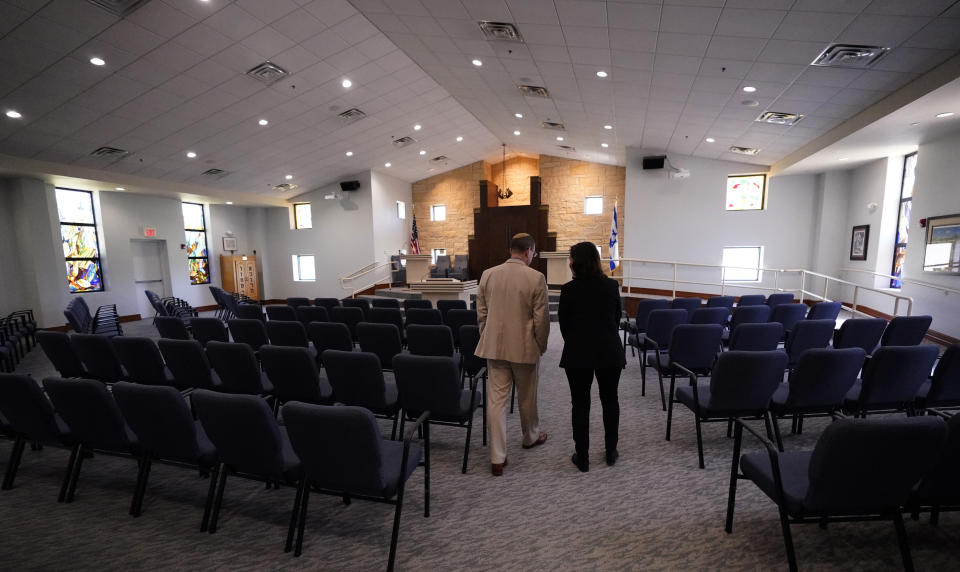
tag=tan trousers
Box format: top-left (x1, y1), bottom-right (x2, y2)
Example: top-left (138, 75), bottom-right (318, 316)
top-left (486, 359), bottom-right (541, 464)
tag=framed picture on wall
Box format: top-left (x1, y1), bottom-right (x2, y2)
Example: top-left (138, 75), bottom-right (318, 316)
top-left (850, 225), bottom-right (869, 260)
top-left (222, 236), bottom-right (238, 252)
top-left (922, 214), bottom-right (960, 274)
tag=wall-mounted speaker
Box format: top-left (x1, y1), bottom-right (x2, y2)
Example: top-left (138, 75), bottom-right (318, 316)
top-left (340, 180), bottom-right (360, 191)
top-left (642, 155), bottom-right (666, 170)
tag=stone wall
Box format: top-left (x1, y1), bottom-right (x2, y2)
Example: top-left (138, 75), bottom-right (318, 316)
top-left (411, 155), bottom-right (625, 264)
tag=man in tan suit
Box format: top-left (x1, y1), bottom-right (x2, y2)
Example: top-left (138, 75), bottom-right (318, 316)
top-left (475, 233), bottom-right (551, 476)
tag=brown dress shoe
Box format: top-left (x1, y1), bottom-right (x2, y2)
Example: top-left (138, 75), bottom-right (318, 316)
top-left (491, 458), bottom-right (508, 476)
top-left (522, 432), bottom-right (548, 449)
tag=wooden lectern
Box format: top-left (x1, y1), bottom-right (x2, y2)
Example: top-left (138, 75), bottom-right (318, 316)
top-left (220, 254), bottom-right (259, 299)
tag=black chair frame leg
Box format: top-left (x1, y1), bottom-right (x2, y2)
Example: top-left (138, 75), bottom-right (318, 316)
top-left (130, 457), bottom-right (152, 517)
top-left (294, 484), bottom-right (311, 557)
top-left (387, 482), bottom-right (405, 572)
top-left (461, 417), bottom-right (473, 474)
top-left (65, 445), bottom-right (86, 503)
top-left (770, 413), bottom-right (784, 452)
top-left (208, 467), bottom-right (229, 534)
top-left (725, 422), bottom-right (744, 533)
top-left (893, 511), bottom-right (914, 572)
top-left (778, 505), bottom-right (798, 572)
top-left (286, 478), bottom-right (307, 553)
top-left (200, 464), bottom-right (219, 532)
top-left (423, 422), bottom-right (430, 518)
top-left (694, 415), bottom-right (705, 469)
top-left (3, 435), bottom-right (27, 491)
top-left (655, 352), bottom-right (666, 412)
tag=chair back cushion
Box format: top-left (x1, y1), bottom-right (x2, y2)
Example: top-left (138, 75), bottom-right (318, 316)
top-left (37, 331), bottom-right (86, 377)
top-left (729, 322), bottom-right (783, 351)
top-left (444, 309), bottom-right (478, 346)
top-left (670, 297), bottom-right (702, 315)
top-left (460, 325), bottom-right (485, 376)
top-left (914, 413), bottom-right (960, 503)
top-left (769, 303), bottom-right (808, 332)
top-left (860, 345), bottom-right (939, 405)
top-left (730, 305), bottom-right (772, 330)
top-left (296, 305), bottom-right (329, 326)
top-left (785, 348), bottom-right (865, 409)
top-left (402, 299), bottom-right (433, 310)
top-left (70, 333), bottom-right (125, 383)
top-left (265, 305), bottom-right (297, 321)
top-left (393, 354), bottom-right (462, 417)
top-left (285, 297), bottom-right (310, 308)
top-left (227, 318), bottom-right (269, 350)
top-left (113, 336), bottom-right (170, 386)
top-left (158, 339), bottom-right (217, 390)
top-left (806, 301), bottom-right (841, 321)
top-left (357, 323), bottom-right (403, 369)
top-left (112, 382), bottom-right (205, 464)
top-left (145, 290), bottom-right (168, 316)
top-left (634, 298), bottom-right (670, 331)
top-left (737, 294), bottom-right (766, 306)
top-left (154, 316), bottom-right (190, 340)
top-left (371, 298), bottom-right (401, 309)
top-left (927, 344), bottom-right (960, 405)
top-left (266, 320), bottom-right (309, 348)
top-left (705, 296), bottom-right (735, 309)
top-left (190, 317), bottom-right (229, 346)
top-left (881, 315), bottom-right (932, 346)
top-left (669, 324), bottom-right (722, 370)
top-left (261, 345), bottom-right (326, 403)
top-left (645, 309), bottom-right (689, 348)
top-left (206, 341), bottom-right (266, 394)
top-left (369, 308), bottom-right (404, 333)
top-left (308, 322), bottom-right (354, 355)
top-left (708, 350), bottom-right (787, 411)
top-left (690, 307), bottom-right (729, 327)
top-left (64, 298), bottom-right (92, 333)
top-left (405, 307), bottom-right (442, 326)
top-left (321, 350), bottom-right (389, 409)
top-left (314, 298), bottom-right (341, 311)
top-left (406, 324), bottom-right (455, 357)
top-left (437, 299), bottom-right (467, 322)
top-left (833, 318), bottom-right (886, 354)
top-left (43, 377), bottom-right (134, 453)
top-left (784, 319), bottom-right (835, 364)
top-left (330, 306), bottom-right (365, 340)
top-left (806, 416), bottom-right (947, 513)
top-left (341, 298), bottom-right (371, 319)
top-left (0, 373), bottom-right (65, 441)
top-left (766, 293), bottom-right (794, 307)
top-left (235, 304), bottom-right (264, 321)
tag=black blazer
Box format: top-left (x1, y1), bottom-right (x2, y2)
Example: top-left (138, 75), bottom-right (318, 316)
top-left (558, 275), bottom-right (626, 369)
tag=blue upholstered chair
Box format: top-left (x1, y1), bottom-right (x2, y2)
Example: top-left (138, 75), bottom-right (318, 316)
top-left (321, 349), bottom-right (400, 439)
top-left (690, 307), bottom-right (730, 327)
top-left (630, 308), bottom-right (688, 408)
top-left (910, 410), bottom-right (960, 525)
top-left (313, 298), bottom-right (340, 313)
top-left (405, 307), bottom-right (442, 327)
top-left (674, 350), bottom-right (787, 468)
top-left (235, 303), bottom-right (264, 321)
top-left (341, 298), bottom-right (371, 320)
top-left (769, 303), bottom-right (808, 337)
top-left (371, 297), bottom-right (401, 309)
top-left (295, 305), bottom-right (328, 327)
top-left (0, 373), bottom-right (72, 491)
top-left (285, 297), bottom-right (310, 309)
top-left (191, 389), bottom-right (301, 534)
top-left (112, 336), bottom-right (181, 389)
top-left (437, 299), bottom-right (467, 324)
top-left (158, 339), bottom-right (221, 390)
top-left (37, 331), bottom-right (87, 378)
top-left (622, 298), bottom-right (670, 357)
top-left (154, 316), bottom-right (191, 340)
top-left (705, 296), bottom-right (735, 309)
top-left (670, 297), bottom-right (701, 318)
top-left (916, 344), bottom-right (960, 409)
top-left (190, 317), bottom-right (229, 347)
top-left (358, 322), bottom-right (403, 371)
top-left (782, 319), bottom-right (835, 369)
top-left (729, 322), bottom-right (783, 351)
top-left (112, 382), bottom-right (218, 518)
top-left (402, 299), bottom-right (433, 311)
top-left (663, 324), bottom-right (724, 441)
top-left (70, 333), bottom-right (127, 385)
top-left (406, 324), bottom-right (455, 357)
top-left (806, 301), bottom-right (841, 321)
top-left (206, 341), bottom-right (274, 396)
top-left (260, 345), bottom-right (333, 406)
top-left (265, 304), bottom-right (297, 321)
top-left (443, 309), bottom-right (477, 350)
top-left (724, 305), bottom-right (772, 345)
top-left (843, 345), bottom-right (939, 416)
top-left (307, 322), bottom-right (354, 365)
top-left (766, 292), bottom-right (794, 307)
top-left (228, 318), bottom-right (270, 354)
top-left (330, 306), bottom-right (364, 342)
top-left (282, 402), bottom-right (428, 565)
top-left (370, 308), bottom-right (405, 343)
top-left (266, 321), bottom-right (314, 359)
top-left (881, 315), bottom-right (933, 346)
top-left (459, 325), bottom-right (488, 445)
top-left (833, 318), bottom-right (886, 355)
top-left (736, 294), bottom-right (766, 306)
top-left (726, 415), bottom-right (946, 572)
top-left (394, 354), bottom-right (479, 474)
top-left (43, 377), bottom-right (139, 504)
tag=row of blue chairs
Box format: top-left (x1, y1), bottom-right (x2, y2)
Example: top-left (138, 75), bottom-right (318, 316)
top-left (0, 373), bottom-right (428, 569)
top-left (64, 297), bottom-right (121, 337)
top-left (1, 310), bottom-right (36, 373)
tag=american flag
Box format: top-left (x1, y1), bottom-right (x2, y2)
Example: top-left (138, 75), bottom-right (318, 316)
top-left (410, 209), bottom-right (421, 254)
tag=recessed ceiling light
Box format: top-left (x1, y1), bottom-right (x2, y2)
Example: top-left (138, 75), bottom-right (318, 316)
top-left (601, 143), bottom-right (609, 148)
top-left (603, 124), bottom-right (612, 130)
top-left (341, 79), bottom-right (352, 88)
top-left (186, 151), bottom-right (197, 158)
top-left (705, 137), bottom-right (716, 143)
top-left (419, 150), bottom-right (426, 155)
top-left (285, 174), bottom-right (293, 180)
top-left (345, 151), bottom-right (353, 156)
top-left (226, 201), bottom-right (233, 205)
top-left (839, 157), bottom-right (849, 161)
top-left (456, 136), bottom-right (463, 142)
top-left (556, 136), bottom-right (564, 141)
top-left (115, 187), bottom-right (125, 191)
top-left (5, 110), bottom-right (22, 119)
top-left (742, 86), bottom-right (757, 93)
top-left (514, 130), bottom-right (521, 135)
top-left (472, 59), bottom-right (483, 67)
top-left (910, 122), bottom-right (920, 126)
top-left (258, 119), bottom-right (268, 126)
top-left (936, 112), bottom-right (954, 118)
top-left (413, 124), bottom-right (422, 130)
top-left (90, 57), bottom-right (105, 66)
top-left (384, 162), bottom-right (391, 167)
top-left (515, 113), bottom-right (523, 118)
top-left (596, 70), bottom-right (608, 78)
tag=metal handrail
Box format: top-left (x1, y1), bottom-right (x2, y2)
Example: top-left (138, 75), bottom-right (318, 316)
top-left (840, 267), bottom-right (960, 296)
top-left (340, 261), bottom-right (381, 280)
top-left (339, 260), bottom-right (397, 297)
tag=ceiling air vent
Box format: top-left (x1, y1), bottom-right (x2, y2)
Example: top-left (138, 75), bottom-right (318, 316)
top-left (540, 121), bottom-right (565, 130)
top-left (337, 108), bottom-right (367, 124)
top-left (519, 85), bottom-right (550, 98)
top-left (90, 146), bottom-right (129, 158)
top-left (557, 145), bottom-right (576, 152)
top-left (202, 168), bottom-right (228, 177)
top-left (430, 155), bottom-right (448, 164)
top-left (812, 44), bottom-right (890, 69)
top-left (392, 136), bottom-right (417, 148)
top-left (729, 146), bottom-right (760, 156)
top-left (86, 0), bottom-right (150, 17)
top-left (756, 111), bottom-right (804, 126)
top-left (272, 183), bottom-right (299, 192)
top-left (246, 61), bottom-right (289, 85)
top-left (478, 21), bottom-right (523, 42)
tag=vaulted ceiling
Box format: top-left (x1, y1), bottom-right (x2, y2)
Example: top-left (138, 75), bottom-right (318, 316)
top-left (1, 0), bottom-right (959, 203)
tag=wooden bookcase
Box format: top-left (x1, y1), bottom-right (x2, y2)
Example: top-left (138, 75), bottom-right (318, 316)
top-left (220, 254), bottom-right (259, 300)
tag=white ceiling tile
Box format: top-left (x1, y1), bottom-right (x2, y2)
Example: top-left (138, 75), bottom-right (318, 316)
top-left (461, 0), bottom-right (512, 21)
top-left (555, 0), bottom-right (607, 28)
top-left (610, 28), bottom-right (658, 52)
top-left (847, 70), bottom-right (917, 91)
top-left (568, 47), bottom-right (611, 66)
top-left (38, 0), bottom-right (116, 36)
top-left (863, 0), bottom-right (957, 17)
top-left (529, 44), bottom-right (572, 63)
top-left (117, 58), bottom-right (181, 87)
top-left (780, 84), bottom-right (841, 102)
top-left (205, 4), bottom-right (264, 42)
top-left (9, 15), bottom-right (88, 54)
top-left (236, 0), bottom-right (299, 24)
top-left (606, 2), bottom-right (661, 31)
top-left (791, 0), bottom-right (870, 14)
top-left (514, 24), bottom-right (566, 45)
top-left (241, 26), bottom-right (297, 59)
top-left (902, 19), bottom-right (960, 50)
top-left (271, 9), bottom-right (328, 43)
top-left (305, 0), bottom-right (360, 26)
top-left (653, 54), bottom-right (702, 75)
top-left (364, 11), bottom-right (412, 33)
top-left (437, 18), bottom-right (486, 39)
top-left (327, 47), bottom-right (373, 72)
top-left (126, 1), bottom-right (196, 39)
top-left (698, 58), bottom-right (751, 78)
top-left (745, 61), bottom-right (807, 83)
top-left (302, 28), bottom-right (351, 58)
top-left (756, 40), bottom-right (826, 65)
top-left (419, 0), bottom-right (470, 19)
top-left (95, 20), bottom-right (167, 58)
top-left (660, 5), bottom-right (722, 35)
top-left (162, 74), bottom-right (215, 100)
top-left (506, 0), bottom-right (560, 25)
top-left (692, 75), bottom-right (741, 93)
top-left (273, 45), bottom-right (321, 74)
top-left (715, 8), bottom-right (787, 39)
top-left (829, 88), bottom-right (887, 107)
top-left (871, 47), bottom-right (954, 73)
top-left (705, 36), bottom-right (766, 60)
top-left (657, 33), bottom-right (712, 57)
top-left (794, 67), bottom-right (864, 88)
top-left (611, 52), bottom-right (655, 71)
top-left (333, 13), bottom-right (383, 43)
top-left (562, 26), bottom-right (610, 49)
top-left (836, 14), bottom-right (933, 47)
top-left (774, 11), bottom-right (857, 43)
top-left (184, 59), bottom-right (237, 86)
top-left (174, 23), bottom-right (234, 58)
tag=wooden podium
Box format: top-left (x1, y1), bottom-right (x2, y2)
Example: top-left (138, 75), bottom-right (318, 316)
top-left (220, 254), bottom-right (259, 299)
top-left (401, 254), bottom-right (432, 284)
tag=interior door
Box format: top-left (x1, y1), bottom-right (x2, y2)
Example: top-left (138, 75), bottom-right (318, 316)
top-left (131, 239), bottom-right (168, 319)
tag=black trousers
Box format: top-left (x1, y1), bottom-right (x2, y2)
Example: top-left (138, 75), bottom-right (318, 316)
top-left (564, 366), bottom-right (622, 456)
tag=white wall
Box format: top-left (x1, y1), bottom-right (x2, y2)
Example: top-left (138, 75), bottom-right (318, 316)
top-left (0, 180), bottom-right (27, 316)
top-left (370, 170), bottom-right (413, 261)
top-left (623, 150), bottom-right (818, 297)
top-left (809, 170), bottom-right (851, 279)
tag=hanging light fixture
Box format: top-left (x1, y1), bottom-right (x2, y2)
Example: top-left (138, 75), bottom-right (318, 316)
top-left (498, 143), bottom-right (513, 200)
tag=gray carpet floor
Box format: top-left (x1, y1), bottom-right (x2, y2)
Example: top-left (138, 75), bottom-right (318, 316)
top-left (1, 317), bottom-right (957, 570)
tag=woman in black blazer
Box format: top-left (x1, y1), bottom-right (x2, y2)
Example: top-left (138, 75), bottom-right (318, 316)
top-left (558, 242), bottom-right (626, 472)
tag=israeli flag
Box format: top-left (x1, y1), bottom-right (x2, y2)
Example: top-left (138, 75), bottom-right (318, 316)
top-left (609, 202), bottom-right (619, 271)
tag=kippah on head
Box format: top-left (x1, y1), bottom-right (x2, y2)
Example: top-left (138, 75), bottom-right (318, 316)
top-left (510, 233), bottom-right (535, 253)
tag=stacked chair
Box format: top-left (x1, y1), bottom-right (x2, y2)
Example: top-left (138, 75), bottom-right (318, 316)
top-left (64, 297), bottom-right (121, 336)
top-left (2, 310), bottom-right (38, 372)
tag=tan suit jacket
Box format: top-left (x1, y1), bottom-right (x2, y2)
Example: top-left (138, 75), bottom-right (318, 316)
top-left (475, 258), bottom-right (550, 364)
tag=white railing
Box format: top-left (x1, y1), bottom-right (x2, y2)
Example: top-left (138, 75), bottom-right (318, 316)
top-left (840, 267), bottom-right (960, 297)
top-left (338, 260), bottom-right (396, 298)
top-left (608, 257), bottom-right (913, 318)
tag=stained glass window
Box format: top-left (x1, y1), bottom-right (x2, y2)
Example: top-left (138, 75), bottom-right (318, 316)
top-left (294, 203), bottom-right (312, 229)
top-left (182, 202), bottom-right (210, 285)
top-left (890, 153), bottom-right (917, 288)
top-left (55, 188), bottom-right (104, 293)
top-left (725, 174), bottom-right (767, 211)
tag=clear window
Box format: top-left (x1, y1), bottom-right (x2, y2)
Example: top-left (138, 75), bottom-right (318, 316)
top-left (397, 201), bottom-right (406, 219)
top-left (584, 196), bottom-right (603, 215)
top-left (890, 152), bottom-right (917, 288)
top-left (430, 204), bottom-right (446, 221)
top-left (432, 248), bottom-right (447, 264)
top-left (182, 202), bottom-right (210, 285)
top-left (722, 246), bottom-right (763, 282)
top-left (294, 203), bottom-right (312, 229)
top-left (56, 188), bottom-right (104, 293)
top-left (292, 255), bottom-right (316, 281)
top-left (726, 174), bottom-right (767, 211)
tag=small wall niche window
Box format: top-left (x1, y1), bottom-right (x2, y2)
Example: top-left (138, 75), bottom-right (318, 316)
top-left (584, 195), bottom-right (603, 215)
top-left (292, 255), bottom-right (316, 281)
top-left (55, 188), bottom-right (104, 293)
top-left (432, 248), bottom-right (446, 264)
top-left (726, 174), bottom-right (767, 211)
top-left (182, 202), bottom-right (210, 285)
top-left (722, 246), bottom-right (763, 282)
top-left (397, 201), bottom-right (406, 219)
top-left (294, 203), bottom-right (312, 230)
top-left (890, 152), bottom-right (917, 288)
top-left (430, 204), bottom-right (446, 221)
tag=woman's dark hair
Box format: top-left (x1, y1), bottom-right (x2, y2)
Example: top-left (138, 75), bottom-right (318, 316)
top-left (569, 241), bottom-right (605, 279)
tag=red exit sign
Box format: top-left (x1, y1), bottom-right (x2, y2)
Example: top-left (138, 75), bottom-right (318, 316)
top-left (143, 227), bottom-right (157, 237)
